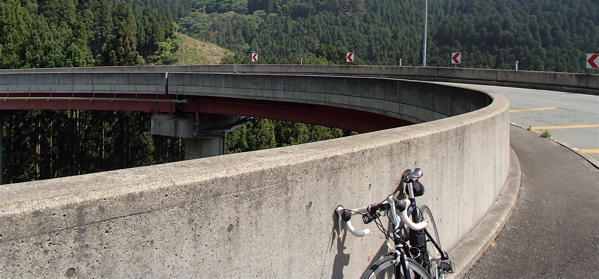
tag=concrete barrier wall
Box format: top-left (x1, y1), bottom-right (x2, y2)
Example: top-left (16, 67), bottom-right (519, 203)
top-left (225, 65), bottom-right (598, 94)
top-left (0, 71), bottom-right (492, 124)
top-left (0, 72), bottom-right (166, 95)
top-left (3, 65), bottom-right (596, 94)
top-left (0, 71), bottom-right (510, 278)
top-left (168, 73), bottom-right (492, 123)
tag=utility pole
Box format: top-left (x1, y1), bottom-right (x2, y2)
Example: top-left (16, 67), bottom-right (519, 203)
top-left (422, 0), bottom-right (428, 67)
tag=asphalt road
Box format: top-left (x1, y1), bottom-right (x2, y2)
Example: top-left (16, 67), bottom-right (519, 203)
top-left (464, 126), bottom-right (599, 278)
top-left (447, 84), bottom-right (599, 163)
top-left (437, 84), bottom-right (599, 278)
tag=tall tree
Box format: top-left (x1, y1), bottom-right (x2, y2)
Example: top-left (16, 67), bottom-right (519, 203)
top-left (99, 0), bottom-right (144, 66)
top-left (0, 0), bottom-right (32, 68)
top-left (64, 21), bottom-right (94, 67)
top-left (23, 15), bottom-right (64, 68)
top-left (246, 118), bottom-right (276, 151)
top-left (38, 0), bottom-right (78, 29)
top-left (248, 0), bottom-right (275, 14)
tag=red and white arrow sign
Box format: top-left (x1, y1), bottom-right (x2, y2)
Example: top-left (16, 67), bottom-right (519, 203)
top-left (346, 52), bottom-right (354, 63)
top-left (587, 53), bottom-right (599, 69)
top-left (451, 52), bottom-right (461, 64)
top-left (251, 53), bottom-right (259, 62)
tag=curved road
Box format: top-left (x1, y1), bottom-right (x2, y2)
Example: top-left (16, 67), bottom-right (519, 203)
top-left (440, 84), bottom-right (599, 278)
top-left (448, 83), bottom-right (599, 165)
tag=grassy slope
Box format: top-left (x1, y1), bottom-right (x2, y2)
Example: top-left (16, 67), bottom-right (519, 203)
top-left (178, 34), bottom-right (232, 65)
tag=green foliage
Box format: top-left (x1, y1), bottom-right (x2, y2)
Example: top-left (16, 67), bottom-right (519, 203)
top-left (23, 15), bottom-right (62, 68)
top-left (99, 1), bottom-right (145, 66)
top-left (175, 0), bottom-right (598, 72)
top-left (191, 0), bottom-right (248, 14)
top-left (315, 44), bottom-right (359, 65)
top-left (152, 38), bottom-right (180, 65)
top-left (0, 0), bottom-right (177, 69)
top-left (220, 52), bottom-right (253, 64)
top-left (540, 130), bottom-right (552, 138)
top-left (2, 0), bottom-right (597, 182)
top-left (275, 122), bottom-right (310, 146)
top-left (248, 0), bottom-right (274, 14)
top-left (225, 124), bottom-right (249, 154)
top-left (427, 0), bottom-right (598, 71)
top-left (0, 0), bottom-right (33, 68)
top-left (0, 0), bottom-right (183, 183)
top-left (246, 118), bottom-right (276, 150)
top-left (2, 110), bottom-right (184, 183)
top-left (225, 118), bottom-right (355, 154)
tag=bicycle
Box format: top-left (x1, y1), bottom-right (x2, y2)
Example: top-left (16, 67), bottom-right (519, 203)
top-left (336, 168), bottom-right (454, 279)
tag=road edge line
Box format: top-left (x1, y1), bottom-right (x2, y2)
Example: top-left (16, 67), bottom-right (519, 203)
top-left (510, 123), bottom-right (599, 169)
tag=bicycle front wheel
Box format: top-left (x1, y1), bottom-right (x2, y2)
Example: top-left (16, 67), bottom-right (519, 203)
top-left (420, 205), bottom-right (442, 278)
top-left (362, 256), bottom-right (432, 279)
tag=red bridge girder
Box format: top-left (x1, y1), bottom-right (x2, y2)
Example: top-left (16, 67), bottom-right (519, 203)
top-left (0, 93), bottom-right (412, 133)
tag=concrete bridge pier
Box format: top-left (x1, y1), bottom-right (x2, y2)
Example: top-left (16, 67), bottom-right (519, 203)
top-left (184, 136), bottom-right (225, 159)
top-left (150, 113), bottom-right (250, 160)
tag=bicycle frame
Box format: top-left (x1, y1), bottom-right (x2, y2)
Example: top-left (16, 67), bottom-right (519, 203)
top-left (385, 196), bottom-right (429, 279)
top-left (384, 210), bottom-right (419, 279)
top-left (387, 197), bottom-right (414, 279)
top-left (423, 229), bottom-right (447, 261)
top-left (405, 177), bottom-right (450, 277)
top-left (337, 168), bottom-right (453, 279)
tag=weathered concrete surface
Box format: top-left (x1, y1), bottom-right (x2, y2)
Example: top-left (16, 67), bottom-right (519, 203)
top-left (0, 68), bottom-right (510, 278)
top-left (168, 73), bottom-right (492, 124)
top-left (0, 71), bottom-right (492, 129)
top-left (0, 72), bottom-right (166, 95)
top-left (184, 137), bottom-right (225, 159)
top-left (446, 148), bottom-right (521, 279)
top-left (3, 65), bottom-right (596, 94)
top-left (150, 114), bottom-right (197, 138)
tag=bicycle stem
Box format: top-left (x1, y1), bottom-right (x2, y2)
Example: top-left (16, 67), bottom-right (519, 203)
top-left (386, 195), bottom-right (402, 232)
top-left (407, 181), bottom-right (415, 199)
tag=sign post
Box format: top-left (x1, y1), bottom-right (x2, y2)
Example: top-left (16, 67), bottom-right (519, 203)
top-left (451, 52), bottom-right (461, 66)
top-left (346, 53), bottom-right (354, 63)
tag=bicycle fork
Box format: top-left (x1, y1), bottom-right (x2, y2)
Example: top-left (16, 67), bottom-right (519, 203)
top-left (391, 241), bottom-right (414, 279)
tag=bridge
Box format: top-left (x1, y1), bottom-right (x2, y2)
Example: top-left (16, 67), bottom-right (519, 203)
top-left (0, 65), bottom-right (596, 278)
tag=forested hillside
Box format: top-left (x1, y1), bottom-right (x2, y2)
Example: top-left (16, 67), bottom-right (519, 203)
top-left (0, 0), bottom-right (352, 183)
top-left (1, 0), bottom-right (597, 183)
top-left (0, 0), bottom-right (177, 68)
top-left (0, 0), bottom-right (182, 183)
top-left (158, 0), bottom-right (597, 71)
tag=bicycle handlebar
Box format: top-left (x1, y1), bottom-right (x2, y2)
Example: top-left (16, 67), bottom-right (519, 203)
top-left (336, 205), bottom-right (371, 237)
top-left (345, 216), bottom-right (371, 237)
top-left (336, 198), bottom-right (427, 239)
top-left (398, 199), bottom-right (428, 231)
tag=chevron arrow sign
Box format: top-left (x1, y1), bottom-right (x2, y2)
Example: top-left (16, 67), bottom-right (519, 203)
top-left (451, 52), bottom-right (461, 64)
top-left (587, 53), bottom-right (599, 69)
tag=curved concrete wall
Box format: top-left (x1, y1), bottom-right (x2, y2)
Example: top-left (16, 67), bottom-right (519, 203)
top-left (168, 73), bottom-right (492, 124)
top-left (0, 70), bottom-right (510, 278)
top-left (3, 64), bottom-right (597, 94)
